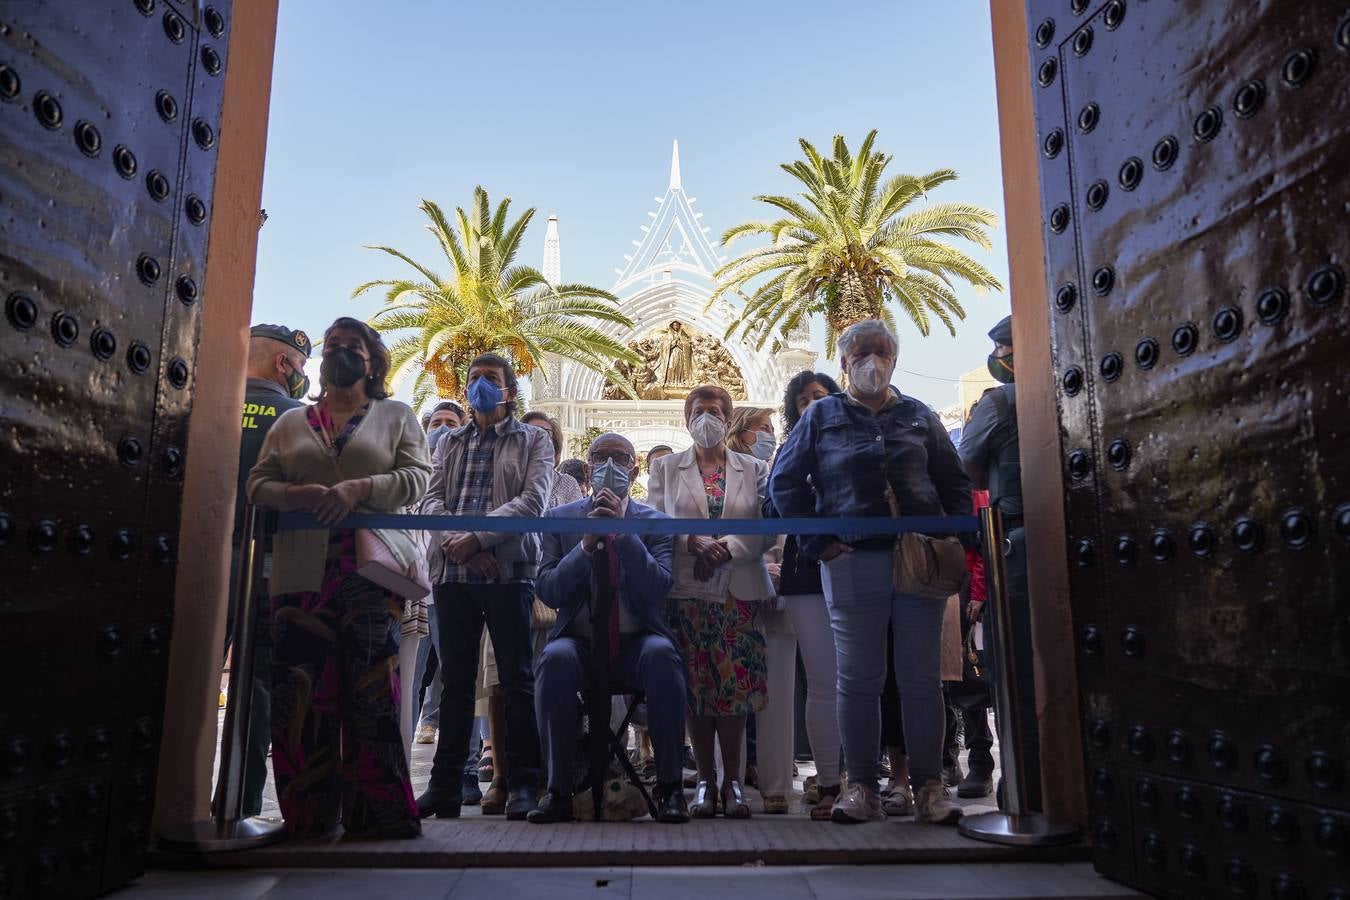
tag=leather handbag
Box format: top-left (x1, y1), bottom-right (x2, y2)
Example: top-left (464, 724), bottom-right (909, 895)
top-left (355, 527), bottom-right (431, 601)
top-left (329, 451), bottom-right (430, 601)
top-left (880, 461), bottom-right (968, 600)
top-left (531, 598), bottom-right (558, 629)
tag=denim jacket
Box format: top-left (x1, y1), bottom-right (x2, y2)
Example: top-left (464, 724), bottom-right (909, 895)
top-left (769, 391), bottom-right (972, 560)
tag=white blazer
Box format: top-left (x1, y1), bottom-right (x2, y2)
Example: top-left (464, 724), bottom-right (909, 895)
top-left (648, 447), bottom-right (775, 602)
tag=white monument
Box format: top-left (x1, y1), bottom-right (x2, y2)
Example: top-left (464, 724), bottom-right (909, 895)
top-left (530, 141), bottom-right (816, 455)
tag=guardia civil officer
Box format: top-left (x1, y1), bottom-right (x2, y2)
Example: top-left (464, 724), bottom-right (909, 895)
top-left (224, 323), bottom-right (312, 816)
top-left (958, 314), bottom-right (1042, 812)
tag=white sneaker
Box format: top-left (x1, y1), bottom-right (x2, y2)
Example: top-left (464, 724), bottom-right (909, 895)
top-left (881, 780), bottom-right (914, 816)
top-left (915, 778), bottom-right (963, 825)
top-left (831, 782), bottom-right (886, 824)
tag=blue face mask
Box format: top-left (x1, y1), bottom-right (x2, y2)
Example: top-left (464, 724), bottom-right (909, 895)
top-left (427, 424), bottom-right (451, 454)
top-left (751, 431), bottom-right (777, 461)
top-left (590, 459), bottom-right (631, 497)
top-left (467, 376), bottom-right (506, 413)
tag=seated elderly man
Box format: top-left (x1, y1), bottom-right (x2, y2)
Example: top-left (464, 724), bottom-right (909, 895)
top-left (527, 432), bottom-right (689, 824)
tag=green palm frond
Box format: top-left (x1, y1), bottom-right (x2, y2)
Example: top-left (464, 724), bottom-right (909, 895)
top-left (714, 133), bottom-right (1003, 348)
top-left (357, 188), bottom-right (638, 410)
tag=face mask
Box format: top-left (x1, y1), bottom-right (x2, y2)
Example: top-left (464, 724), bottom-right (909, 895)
top-left (467, 376), bottom-right (506, 413)
top-left (751, 431), bottom-right (777, 461)
top-left (427, 424), bottom-right (451, 454)
top-left (848, 354), bottom-right (889, 395)
top-left (320, 347), bottom-right (366, 389)
top-left (284, 361), bottom-right (310, 400)
top-left (987, 352), bottom-right (1014, 384)
top-left (688, 412), bottom-right (727, 449)
top-left (590, 459), bottom-right (631, 497)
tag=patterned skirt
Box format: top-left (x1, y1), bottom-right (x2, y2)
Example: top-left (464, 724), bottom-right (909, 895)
top-left (667, 594), bottom-right (768, 717)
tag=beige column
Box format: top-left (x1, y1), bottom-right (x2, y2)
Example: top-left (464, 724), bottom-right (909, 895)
top-left (153, 0), bottom-right (280, 829)
top-left (989, 1), bottom-right (1087, 824)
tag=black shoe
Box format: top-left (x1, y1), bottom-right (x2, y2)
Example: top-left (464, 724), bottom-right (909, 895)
top-left (957, 768), bottom-right (993, 799)
top-left (505, 785), bottom-right (539, 821)
top-left (526, 790), bottom-right (574, 824)
top-left (655, 782), bottom-right (690, 824)
top-left (682, 746), bottom-right (697, 771)
top-left (415, 788), bottom-right (462, 819)
top-left (462, 771), bottom-right (483, 805)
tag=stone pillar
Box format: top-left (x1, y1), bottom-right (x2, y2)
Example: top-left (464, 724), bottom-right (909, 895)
top-left (989, 0), bottom-right (1087, 824)
top-left (152, 0), bottom-right (280, 829)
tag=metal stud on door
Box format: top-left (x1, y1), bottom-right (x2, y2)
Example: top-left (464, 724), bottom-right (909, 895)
top-left (0, 3), bottom-right (231, 897)
top-left (1025, 1), bottom-right (1350, 896)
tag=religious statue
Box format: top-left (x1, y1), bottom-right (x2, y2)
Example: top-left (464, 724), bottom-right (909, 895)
top-left (602, 321), bottom-right (747, 401)
top-left (656, 320), bottom-right (694, 387)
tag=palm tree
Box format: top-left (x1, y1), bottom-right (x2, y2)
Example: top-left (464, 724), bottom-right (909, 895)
top-left (710, 131), bottom-right (1003, 355)
top-left (354, 188), bottom-right (639, 408)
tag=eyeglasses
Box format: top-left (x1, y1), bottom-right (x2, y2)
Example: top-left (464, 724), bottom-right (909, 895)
top-left (589, 452), bottom-right (634, 467)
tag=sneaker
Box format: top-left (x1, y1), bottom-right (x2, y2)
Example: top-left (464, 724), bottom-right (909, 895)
top-left (831, 782), bottom-right (886, 824)
top-left (881, 780), bottom-right (914, 816)
top-left (943, 762), bottom-right (963, 787)
top-left (744, 764), bottom-right (759, 788)
top-left (461, 771), bottom-right (483, 805)
top-left (415, 724), bottom-right (438, 745)
top-left (915, 779), bottom-right (963, 826)
top-left (957, 768), bottom-right (993, 799)
top-left (802, 775), bottom-right (820, 805)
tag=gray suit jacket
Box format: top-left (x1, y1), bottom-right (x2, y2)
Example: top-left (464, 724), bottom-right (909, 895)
top-left (536, 497), bottom-right (675, 643)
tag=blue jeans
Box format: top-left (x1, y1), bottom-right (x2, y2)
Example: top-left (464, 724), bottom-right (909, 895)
top-left (821, 549), bottom-right (947, 792)
top-left (414, 605), bottom-right (444, 728)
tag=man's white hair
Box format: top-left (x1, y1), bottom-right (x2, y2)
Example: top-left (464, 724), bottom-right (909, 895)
top-left (838, 319), bottom-right (898, 360)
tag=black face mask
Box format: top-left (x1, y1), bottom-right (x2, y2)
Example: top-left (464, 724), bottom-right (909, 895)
top-left (321, 348), bottom-right (367, 389)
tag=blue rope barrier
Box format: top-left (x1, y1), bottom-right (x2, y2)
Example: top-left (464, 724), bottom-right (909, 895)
top-left (277, 511), bottom-right (980, 536)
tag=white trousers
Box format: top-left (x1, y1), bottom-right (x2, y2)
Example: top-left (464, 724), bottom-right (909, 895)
top-left (399, 633), bottom-right (420, 765)
top-left (755, 607), bottom-right (798, 796)
top-left (785, 593), bottom-right (841, 788)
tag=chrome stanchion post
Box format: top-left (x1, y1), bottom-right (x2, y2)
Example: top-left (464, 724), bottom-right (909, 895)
top-left (958, 506), bottom-right (1080, 846)
top-left (159, 505), bottom-right (286, 851)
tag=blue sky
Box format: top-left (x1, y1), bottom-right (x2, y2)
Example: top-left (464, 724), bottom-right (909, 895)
top-left (252, 0), bottom-right (1010, 409)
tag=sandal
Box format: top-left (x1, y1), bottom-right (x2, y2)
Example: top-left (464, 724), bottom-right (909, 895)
top-left (478, 745), bottom-right (495, 783)
top-left (810, 784), bottom-right (840, 820)
top-left (722, 781), bottom-right (751, 819)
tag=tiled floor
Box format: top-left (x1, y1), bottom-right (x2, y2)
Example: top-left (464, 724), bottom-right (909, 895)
top-left (115, 863), bottom-right (1142, 899)
top-left (210, 709), bottom-right (1007, 822)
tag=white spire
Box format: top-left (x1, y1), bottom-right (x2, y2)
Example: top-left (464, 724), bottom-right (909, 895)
top-left (669, 139), bottom-right (682, 192)
top-left (543, 215), bottom-right (561, 285)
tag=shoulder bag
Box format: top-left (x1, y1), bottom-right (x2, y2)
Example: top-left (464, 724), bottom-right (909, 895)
top-left (330, 454), bottom-right (431, 602)
top-left (879, 434), bottom-right (968, 600)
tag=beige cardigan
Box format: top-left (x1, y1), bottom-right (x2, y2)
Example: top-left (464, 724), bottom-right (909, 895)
top-left (246, 398), bottom-right (431, 595)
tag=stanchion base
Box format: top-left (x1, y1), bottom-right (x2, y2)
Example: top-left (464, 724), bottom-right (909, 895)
top-left (958, 811), bottom-right (1081, 847)
top-left (158, 816), bottom-right (287, 852)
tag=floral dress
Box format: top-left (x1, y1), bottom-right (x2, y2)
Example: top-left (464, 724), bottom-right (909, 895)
top-left (668, 466), bottom-right (769, 717)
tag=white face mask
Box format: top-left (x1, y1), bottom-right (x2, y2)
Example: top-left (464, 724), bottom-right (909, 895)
top-left (688, 412), bottom-right (727, 449)
top-left (751, 431), bottom-right (777, 461)
top-left (848, 354), bottom-right (889, 395)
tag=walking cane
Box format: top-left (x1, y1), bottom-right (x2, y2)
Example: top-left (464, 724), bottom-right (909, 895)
top-left (159, 505), bottom-right (286, 851)
top-left (957, 506), bottom-right (1080, 846)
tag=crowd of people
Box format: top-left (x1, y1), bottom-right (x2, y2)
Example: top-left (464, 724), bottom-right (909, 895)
top-left (228, 312), bottom-right (1030, 840)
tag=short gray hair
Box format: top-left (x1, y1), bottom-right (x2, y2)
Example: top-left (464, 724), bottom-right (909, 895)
top-left (838, 319), bottom-right (898, 360)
